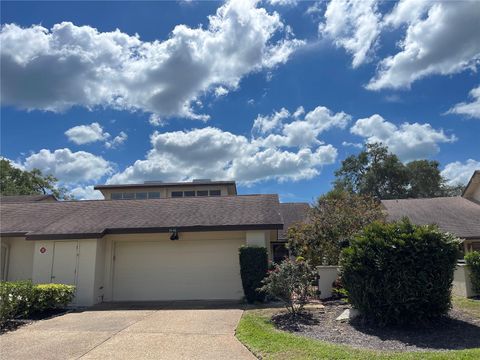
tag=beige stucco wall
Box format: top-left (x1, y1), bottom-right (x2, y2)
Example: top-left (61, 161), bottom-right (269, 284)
top-left (453, 263), bottom-right (478, 298)
top-left (1, 237), bottom-right (34, 281)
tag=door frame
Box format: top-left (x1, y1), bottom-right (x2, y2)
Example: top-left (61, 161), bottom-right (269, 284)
top-left (50, 241), bottom-right (79, 286)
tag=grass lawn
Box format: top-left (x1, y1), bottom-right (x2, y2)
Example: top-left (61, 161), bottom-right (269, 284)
top-left (236, 301), bottom-right (480, 360)
top-left (453, 296), bottom-right (480, 318)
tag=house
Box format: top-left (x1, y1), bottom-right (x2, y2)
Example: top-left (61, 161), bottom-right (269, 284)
top-left (382, 170), bottom-right (480, 254)
top-left (0, 180), bottom-right (310, 305)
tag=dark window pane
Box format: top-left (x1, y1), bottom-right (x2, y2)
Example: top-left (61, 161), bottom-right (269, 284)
top-left (123, 192), bottom-right (134, 199)
top-left (209, 189), bottom-right (221, 196)
top-left (111, 193), bottom-right (123, 200)
top-left (272, 243), bottom-right (289, 263)
top-left (196, 190), bottom-right (208, 196)
top-left (184, 191), bottom-right (195, 197)
top-left (171, 191), bottom-right (183, 197)
top-left (135, 192), bottom-right (147, 200)
top-left (148, 192), bottom-right (160, 199)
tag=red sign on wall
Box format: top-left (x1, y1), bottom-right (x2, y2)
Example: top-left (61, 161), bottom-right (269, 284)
top-left (39, 247), bottom-right (47, 254)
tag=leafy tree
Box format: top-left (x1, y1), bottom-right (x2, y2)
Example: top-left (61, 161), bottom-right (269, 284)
top-left (334, 143), bottom-right (462, 199)
top-left (287, 189), bottom-right (385, 266)
top-left (0, 159), bottom-right (69, 199)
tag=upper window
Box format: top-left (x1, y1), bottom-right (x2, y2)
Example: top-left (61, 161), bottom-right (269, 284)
top-left (171, 191), bottom-right (183, 198)
top-left (148, 192), bottom-right (160, 199)
top-left (111, 193), bottom-right (123, 200)
top-left (196, 190), bottom-right (208, 197)
top-left (184, 191), bottom-right (195, 197)
top-left (123, 192), bottom-right (135, 199)
top-left (209, 189), bottom-right (221, 196)
top-left (135, 192), bottom-right (147, 200)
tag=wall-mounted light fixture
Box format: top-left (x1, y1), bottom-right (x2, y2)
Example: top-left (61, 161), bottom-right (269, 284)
top-left (169, 228), bottom-right (179, 241)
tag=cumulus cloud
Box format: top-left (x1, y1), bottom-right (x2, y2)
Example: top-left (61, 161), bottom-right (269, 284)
top-left (367, 1), bottom-right (480, 90)
top-left (0, 0), bottom-right (304, 119)
top-left (447, 86), bottom-right (480, 119)
top-left (108, 106), bottom-right (343, 185)
top-left (65, 122), bottom-right (110, 145)
top-left (69, 185), bottom-right (104, 200)
top-left (105, 131), bottom-right (128, 149)
top-left (320, 0), bottom-right (381, 68)
top-left (350, 114), bottom-right (456, 162)
top-left (257, 106), bottom-right (351, 148)
top-left (22, 148), bottom-right (113, 183)
top-left (441, 159), bottom-right (480, 186)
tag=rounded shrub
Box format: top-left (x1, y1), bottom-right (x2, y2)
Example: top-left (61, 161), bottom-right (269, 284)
top-left (340, 219), bottom-right (459, 326)
top-left (239, 246), bottom-right (268, 303)
top-left (465, 251), bottom-right (480, 294)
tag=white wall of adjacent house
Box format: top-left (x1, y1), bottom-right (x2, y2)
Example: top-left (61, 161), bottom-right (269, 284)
top-left (1, 237), bottom-right (34, 281)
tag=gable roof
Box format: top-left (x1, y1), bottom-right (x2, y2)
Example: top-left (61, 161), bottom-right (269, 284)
top-left (382, 197), bottom-right (480, 239)
top-left (0, 194), bottom-right (57, 203)
top-left (462, 170), bottom-right (480, 199)
top-left (278, 202), bottom-right (311, 240)
top-left (0, 194), bottom-right (283, 240)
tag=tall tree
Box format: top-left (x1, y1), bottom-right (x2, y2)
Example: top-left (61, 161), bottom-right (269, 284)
top-left (287, 189), bottom-right (385, 266)
top-left (0, 159), bottom-right (69, 199)
top-left (334, 143), bottom-right (461, 199)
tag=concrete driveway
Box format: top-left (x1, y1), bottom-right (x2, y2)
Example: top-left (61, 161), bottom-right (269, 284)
top-left (0, 302), bottom-right (255, 360)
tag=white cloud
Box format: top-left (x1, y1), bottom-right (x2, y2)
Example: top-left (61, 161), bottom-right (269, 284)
top-left (441, 159), bottom-right (480, 186)
top-left (267, 0), bottom-right (298, 6)
top-left (108, 106), bottom-right (341, 185)
top-left (0, 0), bottom-right (304, 119)
top-left (105, 131), bottom-right (128, 149)
top-left (23, 148), bottom-right (113, 183)
top-left (258, 106), bottom-right (351, 148)
top-left (69, 185), bottom-right (104, 200)
top-left (342, 141), bottom-right (362, 149)
top-left (350, 114), bottom-right (456, 162)
top-left (367, 1), bottom-right (480, 90)
top-left (253, 107), bottom-right (290, 134)
top-left (214, 86), bottom-right (229, 98)
top-left (148, 114), bottom-right (165, 127)
top-left (447, 86), bottom-right (480, 119)
top-left (65, 122), bottom-right (110, 145)
top-left (320, 0), bottom-right (381, 68)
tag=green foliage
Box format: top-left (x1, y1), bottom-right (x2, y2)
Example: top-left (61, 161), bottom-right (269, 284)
top-left (259, 258), bottom-right (316, 315)
top-left (334, 143), bottom-right (462, 199)
top-left (0, 281), bottom-right (75, 325)
top-left (0, 159), bottom-right (70, 199)
top-left (288, 189), bottom-right (384, 266)
top-left (239, 246), bottom-right (268, 303)
top-left (340, 220), bottom-right (459, 326)
top-left (465, 251), bottom-right (480, 294)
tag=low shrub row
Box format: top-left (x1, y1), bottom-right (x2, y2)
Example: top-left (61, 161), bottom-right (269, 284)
top-left (465, 251), bottom-right (480, 294)
top-left (0, 281), bottom-right (75, 325)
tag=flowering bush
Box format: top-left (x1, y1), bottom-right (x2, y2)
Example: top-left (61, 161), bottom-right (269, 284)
top-left (0, 281), bottom-right (75, 326)
top-left (259, 257), bottom-right (316, 315)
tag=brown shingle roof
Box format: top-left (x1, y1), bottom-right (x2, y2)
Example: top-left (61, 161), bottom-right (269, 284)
top-left (382, 197), bottom-right (480, 239)
top-left (0, 194), bottom-right (283, 239)
top-left (0, 194), bottom-right (57, 203)
top-left (278, 202), bottom-right (311, 240)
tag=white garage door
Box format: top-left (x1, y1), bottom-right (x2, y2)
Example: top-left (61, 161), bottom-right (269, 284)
top-left (112, 238), bottom-right (245, 301)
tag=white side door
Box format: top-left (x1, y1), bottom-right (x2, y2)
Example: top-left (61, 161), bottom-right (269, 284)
top-left (51, 241), bottom-right (78, 285)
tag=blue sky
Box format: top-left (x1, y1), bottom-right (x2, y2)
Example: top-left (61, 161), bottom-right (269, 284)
top-left (1, 0), bottom-right (479, 202)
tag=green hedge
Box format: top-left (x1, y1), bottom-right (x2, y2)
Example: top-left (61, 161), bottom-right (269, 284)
top-left (340, 219), bottom-right (459, 326)
top-left (465, 251), bottom-right (480, 294)
top-left (239, 246), bottom-right (268, 303)
top-left (0, 281), bottom-right (75, 325)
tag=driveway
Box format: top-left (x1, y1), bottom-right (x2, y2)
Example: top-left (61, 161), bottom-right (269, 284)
top-left (0, 302), bottom-right (255, 360)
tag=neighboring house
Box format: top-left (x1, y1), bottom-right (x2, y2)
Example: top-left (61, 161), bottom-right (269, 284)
top-left (382, 170), bottom-right (480, 254)
top-left (0, 194), bottom-right (57, 203)
top-left (0, 180), bottom-right (309, 305)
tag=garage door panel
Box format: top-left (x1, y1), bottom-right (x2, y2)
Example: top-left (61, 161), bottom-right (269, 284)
top-left (112, 239), bottom-right (244, 301)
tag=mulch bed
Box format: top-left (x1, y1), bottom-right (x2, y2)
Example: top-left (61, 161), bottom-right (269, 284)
top-left (272, 300), bottom-right (480, 352)
top-left (0, 308), bottom-right (69, 335)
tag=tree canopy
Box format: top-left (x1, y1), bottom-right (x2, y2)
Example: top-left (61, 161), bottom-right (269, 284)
top-left (334, 143), bottom-right (462, 199)
top-left (287, 189), bottom-right (385, 266)
top-left (0, 159), bottom-right (69, 199)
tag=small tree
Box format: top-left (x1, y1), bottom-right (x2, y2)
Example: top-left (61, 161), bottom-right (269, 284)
top-left (259, 258), bottom-right (316, 316)
top-left (239, 246), bottom-right (268, 303)
top-left (288, 189), bottom-right (384, 266)
top-left (465, 251), bottom-right (480, 294)
top-left (341, 219), bottom-right (459, 326)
